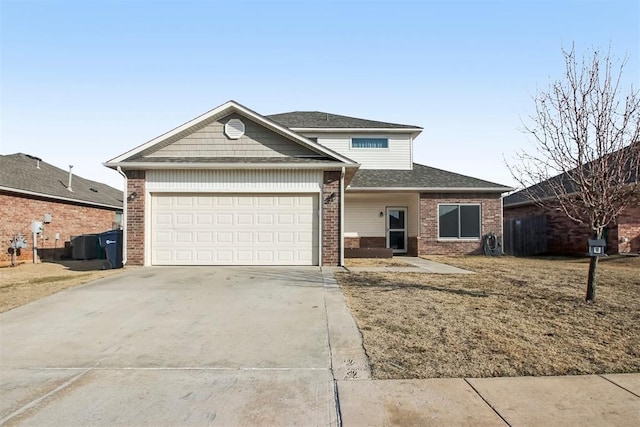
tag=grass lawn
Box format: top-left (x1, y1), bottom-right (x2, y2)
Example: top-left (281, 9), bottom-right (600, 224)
top-left (344, 258), bottom-right (412, 267)
top-left (0, 261), bottom-right (125, 313)
top-left (335, 255), bottom-right (640, 379)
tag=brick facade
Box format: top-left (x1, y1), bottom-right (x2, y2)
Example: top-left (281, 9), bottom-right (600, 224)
top-left (125, 170), bottom-right (146, 265)
top-left (617, 199), bottom-right (640, 253)
top-left (504, 193), bottom-right (640, 255)
top-left (0, 191), bottom-right (120, 263)
top-left (417, 193), bottom-right (503, 255)
top-left (321, 171), bottom-right (341, 266)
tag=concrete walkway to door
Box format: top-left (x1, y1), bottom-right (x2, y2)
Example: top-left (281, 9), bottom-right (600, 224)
top-left (1, 266), bottom-right (351, 426)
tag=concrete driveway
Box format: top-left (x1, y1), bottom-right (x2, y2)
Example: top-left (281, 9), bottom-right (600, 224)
top-left (1, 267), bottom-right (348, 426)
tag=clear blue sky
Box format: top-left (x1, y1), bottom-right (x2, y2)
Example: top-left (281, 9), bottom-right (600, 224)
top-left (1, 0), bottom-right (638, 190)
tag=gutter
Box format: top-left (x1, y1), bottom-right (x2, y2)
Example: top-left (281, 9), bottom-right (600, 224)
top-left (116, 167), bottom-right (128, 266)
top-left (289, 127), bottom-right (423, 133)
top-left (104, 162), bottom-right (360, 170)
top-left (0, 185), bottom-right (123, 210)
top-left (340, 167), bottom-right (345, 267)
top-left (346, 186), bottom-right (514, 193)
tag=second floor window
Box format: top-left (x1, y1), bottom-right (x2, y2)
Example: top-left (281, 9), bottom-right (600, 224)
top-left (351, 138), bottom-right (388, 149)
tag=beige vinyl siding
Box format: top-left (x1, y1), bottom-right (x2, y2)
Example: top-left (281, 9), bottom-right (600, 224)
top-left (149, 113), bottom-right (318, 158)
top-left (147, 169), bottom-right (323, 193)
top-left (344, 193), bottom-right (419, 237)
top-left (309, 133), bottom-right (413, 170)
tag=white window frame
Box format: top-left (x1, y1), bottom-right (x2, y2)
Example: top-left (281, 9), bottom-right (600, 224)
top-left (437, 203), bottom-right (482, 241)
top-left (350, 137), bottom-right (389, 150)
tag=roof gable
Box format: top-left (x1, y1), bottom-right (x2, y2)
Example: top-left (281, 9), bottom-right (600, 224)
top-left (0, 153), bottom-right (123, 208)
top-left (106, 101), bottom-right (357, 166)
top-left (134, 112), bottom-right (322, 160)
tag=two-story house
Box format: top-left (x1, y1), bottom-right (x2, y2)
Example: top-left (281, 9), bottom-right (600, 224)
top-left (105, 100), bottom-right (511, 266)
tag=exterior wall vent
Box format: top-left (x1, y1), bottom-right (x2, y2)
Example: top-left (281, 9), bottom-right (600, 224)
top-left (224, 119), bottom-right (245, 139)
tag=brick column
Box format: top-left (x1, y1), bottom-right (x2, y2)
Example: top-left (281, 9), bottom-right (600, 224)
top-left (125, 170), bottom-right (145, 265)
top-left (322, 171), bottom-right (341, 266)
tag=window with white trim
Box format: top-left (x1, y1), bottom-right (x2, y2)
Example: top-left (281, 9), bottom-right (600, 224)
top-left (438, 204), bottom-right (481, 239)
top-left (351, 137), bottom-right (388, 148)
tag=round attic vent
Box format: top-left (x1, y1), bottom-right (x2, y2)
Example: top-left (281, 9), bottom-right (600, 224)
top-left (225, 118), bottom-right (245, 139)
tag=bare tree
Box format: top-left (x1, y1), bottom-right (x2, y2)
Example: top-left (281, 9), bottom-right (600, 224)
top-left (510, 46), bottom-right (640, 302)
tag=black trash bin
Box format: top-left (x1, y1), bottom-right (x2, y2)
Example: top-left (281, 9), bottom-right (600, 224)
top-left (97, 230), bottom-right (123, 269)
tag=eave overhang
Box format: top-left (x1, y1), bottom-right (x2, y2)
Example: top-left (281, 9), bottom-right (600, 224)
top-left (0, 185), bottom-right (123, 210)
top-left (346, 186), bottom-right (514, 193)
top-left (104, 161), bottom-right (360, 171)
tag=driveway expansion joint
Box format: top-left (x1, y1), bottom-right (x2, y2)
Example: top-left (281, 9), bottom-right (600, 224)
top-left (599, 374), bottom-right (640, 398)
top-left (0, 367), bottom-right (93, 426)
top-left (463, 378), bottom-right (512, 427)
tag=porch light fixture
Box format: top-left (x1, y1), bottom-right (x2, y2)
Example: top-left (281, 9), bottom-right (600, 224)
top-left (324, 192), bottom-right (336, 204)
top-left (127, 192), bottom-right (138, 202)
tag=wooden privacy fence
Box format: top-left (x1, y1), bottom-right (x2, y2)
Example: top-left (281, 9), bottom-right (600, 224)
top-left (503, 215), bottom-right (548, 256)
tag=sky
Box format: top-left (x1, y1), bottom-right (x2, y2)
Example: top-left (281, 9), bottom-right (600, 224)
top-left (1, 0), bottom-right (638, 191)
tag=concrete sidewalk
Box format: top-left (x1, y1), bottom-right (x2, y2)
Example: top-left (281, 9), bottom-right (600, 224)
top-left (337, 374), bottom-right (640, 426)
top-left (345, 256), bottom-right (474, 274)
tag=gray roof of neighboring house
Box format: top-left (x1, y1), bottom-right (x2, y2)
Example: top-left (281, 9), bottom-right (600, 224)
top-left (504, 143), bottom-right (640, 207)
top-left (0, 153), bottom-right (123, 209)
top-left (348, 163), bottom-right (512, 191)
top-left (266, 111), bottom-right (422, 129)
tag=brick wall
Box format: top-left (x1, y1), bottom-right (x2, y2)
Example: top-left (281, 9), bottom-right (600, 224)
top-left (618, 196), bottom-right (640, 253)
top-left (322, 171), bottom-right (341, 266)
top-left (504, 195), bottom-right (640, 255)
top-left (125, 170), bottom-right (146, 265)
top-left (418, 193), bottom-right (503, 255)
top-left (0, 191), bottom-right (120, 263)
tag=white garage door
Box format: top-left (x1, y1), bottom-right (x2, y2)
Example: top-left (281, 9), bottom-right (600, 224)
top-left (151, 194), bottom-right (319, 265)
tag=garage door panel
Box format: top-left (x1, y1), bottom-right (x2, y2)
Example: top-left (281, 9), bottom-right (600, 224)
top-left (216, 232), bottom-right (233, 243)
top-left (196, 232), bottom-right (212, 243)
top-left (216, 213), bottom-right (233, 225)
top-left (196, 214), bottom-right (213, 225)
top-left (152, 194), bottom-right (318, 265)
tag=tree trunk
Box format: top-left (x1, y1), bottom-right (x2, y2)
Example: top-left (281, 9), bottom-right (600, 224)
top-left (586, 256), bottom-right (598, 302)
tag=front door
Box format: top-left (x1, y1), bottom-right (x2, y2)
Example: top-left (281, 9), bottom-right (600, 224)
top-left (386, 207), bottom-right (407, 254)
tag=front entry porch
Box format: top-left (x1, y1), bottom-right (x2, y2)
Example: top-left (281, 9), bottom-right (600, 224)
top-left (343, 192), bottom-right (419, 256)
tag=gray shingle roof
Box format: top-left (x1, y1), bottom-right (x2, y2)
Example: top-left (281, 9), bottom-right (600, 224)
top-left (349, 163), bottom-right (512, 191)
top-left (0, 153), bottom-right (123, 208)
top-left (504, 143), bottom-right (640, 207)
top-left (266, 111), bottom-right (421, 129)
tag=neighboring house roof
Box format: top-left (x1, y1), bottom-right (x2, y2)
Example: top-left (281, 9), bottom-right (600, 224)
top-left (106, 100), bottom-right (358, 168)
top-left (504, 143), bottom-right (640, 207)
top-left (0, 153), bottom-right (123, 209)
top-left (266, 111), bottom-right (422, 131)
top-left (348, 163), bottom-right (512, 193)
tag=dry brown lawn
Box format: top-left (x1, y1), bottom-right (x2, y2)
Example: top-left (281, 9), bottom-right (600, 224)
top-left (335, 255), bottom-right (640, 379)
top-left (344, 258), bottom-right (412, 267)
top-left (0, 261), bottom-right (125, 313)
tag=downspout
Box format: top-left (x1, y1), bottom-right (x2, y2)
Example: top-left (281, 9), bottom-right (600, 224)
top-left (340, 167), bottom-right (345, 267)
top-left (116, 166), bottom-right (128, 266)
